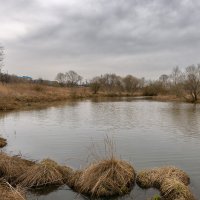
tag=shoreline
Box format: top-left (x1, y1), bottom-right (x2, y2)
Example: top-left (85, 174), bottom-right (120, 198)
top-left (0, 95), bottom-right (198, 113)
top-left (0, 83), bottom-right (199, 113)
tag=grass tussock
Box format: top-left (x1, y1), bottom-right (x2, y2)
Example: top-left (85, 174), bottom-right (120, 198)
top-left (68, 158), bottom-right (135, 197)
top-left (160, 178), bottom-right (195, 200)
top-left (0, 136), bottom-right (7, 148)
top-left (0, 153), bottom-right (34, 182)
top-left (16, 159), bottom-right (71, 188)
top-left (0, 181), bottom-right (26, 200)
top-left (136, 166), bottom-right (190, 189)
top-left (58, 165), bottom-right (74, 183)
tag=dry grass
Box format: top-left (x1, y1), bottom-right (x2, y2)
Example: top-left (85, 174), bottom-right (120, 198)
top-left (0, 136), bottom-right (7, 148)
top-left (58, 165), bottom-right (74, 183)
top-left (0, 153), bottom-right (34, 183)
top-left (66, 137), bottom-right (136, 197)
top-left (16, 159), bottom-right (71, 188)
top-left (160, 178), bottom-right (195, 200)
top-left (0, 181), bottom-right (26, 200)
top-left (0, 83), bottom-right (142, 111)
top-left (0, 83), bottom-right (92, 111)
top-left (68, 158), bottom-right (135, 197)
top-left (136, 168), bottom-right (158, 189)
top-left (136, 166), bottom-right (190, 189)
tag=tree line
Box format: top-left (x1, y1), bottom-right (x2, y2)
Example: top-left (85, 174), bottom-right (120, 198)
top-left (55, 65), bottom-right (200, 103)
top-left (0, 46), bottom-right (200, 102)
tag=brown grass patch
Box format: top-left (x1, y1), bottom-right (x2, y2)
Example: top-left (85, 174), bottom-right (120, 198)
top-left (68, 158), bottom-right (135, 197)
top-left (0, 181), bottom-right (26, 200)
top-left (58, 165), bottom-right (74, 183)
top-left (160, 178), bottom-right (195, 200)
top-left (0, 137), bottom-right (7, 148)
top-left (136, 166), bottom-right (190, 189)
top-left (0, 153), bottom-right (34, 183)
top-left (16, 159), bottom-right (70, 188)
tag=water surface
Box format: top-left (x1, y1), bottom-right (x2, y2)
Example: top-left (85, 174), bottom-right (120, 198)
top-left (0, 98), bottom-right (200, 199)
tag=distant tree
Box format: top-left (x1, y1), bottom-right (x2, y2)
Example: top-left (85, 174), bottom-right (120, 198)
top-left (169, 66), bottom-right (184, 97)
top-left (65, 70), bottom-right (83, 87)
top-left (184, 65), bottom-right (200, 102)
top-left (159, 74), bottom-right (169, 87)
top-left (99, 74), bottom-right (123, 92)
top-left (170, 66), bottom-right (183, 85)
top-left (90, 77), bottom-right (101, 94)
top-left (143, 81), bottom-right (165, 96)
top-left (55, 73), bottom-right (66, 86)
top-left (123, 75), bottom-right (140, 93)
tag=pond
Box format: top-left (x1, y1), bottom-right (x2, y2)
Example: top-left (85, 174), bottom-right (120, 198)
top-left (0, 98), bottom-right (200, 199)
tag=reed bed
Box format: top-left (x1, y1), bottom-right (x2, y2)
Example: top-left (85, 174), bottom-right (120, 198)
top-left (136, 166), bottom-right (190, 189)
top-left (16, 159), bottom-right (71, 188)
top-left (160, 178), bottom-right (195, 200)
top-left (68, 158), bottom-right (136, 197)
top-left (0, 153), bottom-right (34, 183)
top-left (0, 137), bottom-right (7, 148)
top-left (0, 181), bottom-right (26, 200)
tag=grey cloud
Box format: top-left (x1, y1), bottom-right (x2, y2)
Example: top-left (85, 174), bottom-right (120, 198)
top-left (1, 0), bottom-right (200, 79)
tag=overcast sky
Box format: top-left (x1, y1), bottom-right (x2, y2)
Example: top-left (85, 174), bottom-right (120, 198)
top-left (0, 0), bottom-right (200, 80)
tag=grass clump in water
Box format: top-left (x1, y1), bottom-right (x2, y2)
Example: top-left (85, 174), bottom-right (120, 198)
top-left (16, 159), bottom-right (71, 188)
top-left (136, 166), bottom-right (190, 189)
top-left (0, 181), bottom-right (26, 200)
top-left (0, 153), bottom-right (34, 183)
top-left (68, 137), bottom-right (136, 197)
top-left (69, 158), bottom-right (135, 197)
top-left (160, 178), bottom-right (195, 200)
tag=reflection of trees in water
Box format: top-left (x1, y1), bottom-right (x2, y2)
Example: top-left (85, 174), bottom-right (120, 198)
top-left (168, 103), bottom-right (200, 138)
top-left (91, 97), bottom-right (147, 103)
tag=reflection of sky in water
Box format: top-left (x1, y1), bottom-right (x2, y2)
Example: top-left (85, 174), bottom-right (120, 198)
top-left (0, 98), bottom-right (200, 199)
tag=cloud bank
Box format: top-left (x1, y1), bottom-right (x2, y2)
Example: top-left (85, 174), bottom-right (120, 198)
top-left (1, 0), bottom-right (200, 80)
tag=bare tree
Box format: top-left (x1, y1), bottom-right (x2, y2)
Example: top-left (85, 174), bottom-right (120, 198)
top-left (55, 73), bottom-right (66, 85)
top-left (184, 65), bottom-right (200, 102)
top-left (169, 66), bottom-right (184, 96)
top-left (170, 66), bottom-right (183, 85)
top-left (123, 75), bottom-right (140, 93)
top-left (159, 74), bottom-right (169, 87)
top-left (90, 77), bottom-right (101, 94)
top-left (65, 70), bottom-right (83, 86)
